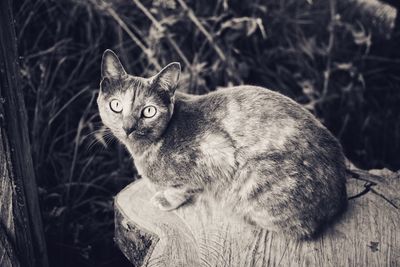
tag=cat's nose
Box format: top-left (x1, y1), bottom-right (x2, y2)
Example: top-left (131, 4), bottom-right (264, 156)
top-left (123, 124), bottom-right (136, 137)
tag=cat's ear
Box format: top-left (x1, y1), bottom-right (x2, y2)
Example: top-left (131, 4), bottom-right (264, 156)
top-left (101, 49), bottom-right (127, 78)
top-left (153, 62), bottom-right (181, 94)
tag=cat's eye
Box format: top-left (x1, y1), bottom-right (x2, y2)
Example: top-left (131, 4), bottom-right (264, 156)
top-left (110, 99), bottom-right (123, 113)
top-left (142, 106), bottom-right (157, 118)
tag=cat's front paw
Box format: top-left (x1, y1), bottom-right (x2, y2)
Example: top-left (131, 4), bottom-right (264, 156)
top-left (150, 191), bottom-right (176, 211)
top-left (150, 187), bottom-right (192, 211)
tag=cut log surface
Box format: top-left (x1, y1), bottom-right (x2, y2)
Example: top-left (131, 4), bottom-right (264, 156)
top-left (115, 168), bottom-right (400, 267)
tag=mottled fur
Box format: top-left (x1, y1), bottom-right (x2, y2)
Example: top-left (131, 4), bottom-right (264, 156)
top-left (98, 50), bottom-right (347, 239)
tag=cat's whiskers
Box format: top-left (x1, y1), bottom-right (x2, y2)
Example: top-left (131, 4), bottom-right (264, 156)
top-left (84, 127), bottom-right (116, 152)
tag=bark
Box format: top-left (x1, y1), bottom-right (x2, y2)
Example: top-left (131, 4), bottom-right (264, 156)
top-left (0, 0), bottom-right (48, 266)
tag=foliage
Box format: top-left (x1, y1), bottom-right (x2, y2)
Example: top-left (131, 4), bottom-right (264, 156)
top-left (14, 0), bottom-right (400, 265)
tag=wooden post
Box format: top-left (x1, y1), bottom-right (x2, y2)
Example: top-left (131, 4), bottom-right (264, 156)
top-left (0, 0), bottom-right (49, 266)
top-left (115, 167), bottom-right (399, 266)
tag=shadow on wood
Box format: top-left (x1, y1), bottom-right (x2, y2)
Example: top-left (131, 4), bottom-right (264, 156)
top-left (115, 168), bottom-right (399, 267)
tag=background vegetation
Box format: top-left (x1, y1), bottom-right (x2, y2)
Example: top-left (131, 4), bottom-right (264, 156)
top-left (14, 0), bottom-right (399, 266)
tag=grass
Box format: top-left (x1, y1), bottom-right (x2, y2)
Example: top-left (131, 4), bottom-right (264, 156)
top-left (14, 0), bottom-right (400, 266)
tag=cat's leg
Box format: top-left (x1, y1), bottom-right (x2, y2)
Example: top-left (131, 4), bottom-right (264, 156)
top-left (150, 186), bottom-right (202, 211)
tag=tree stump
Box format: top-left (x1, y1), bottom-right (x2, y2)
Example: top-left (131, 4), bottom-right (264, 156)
top-left (115, 168), bottom-right (400, 267)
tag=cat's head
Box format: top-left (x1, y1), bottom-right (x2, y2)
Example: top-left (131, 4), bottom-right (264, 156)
top-left (97, 49), bottom-right (180, 144)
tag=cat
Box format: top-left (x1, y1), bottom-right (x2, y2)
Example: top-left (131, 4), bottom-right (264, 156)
top-left (97, 49), bottom-right (347, 239)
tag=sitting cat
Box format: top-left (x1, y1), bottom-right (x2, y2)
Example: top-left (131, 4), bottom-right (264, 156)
top-left (97, 49), bottom-right (347, 239)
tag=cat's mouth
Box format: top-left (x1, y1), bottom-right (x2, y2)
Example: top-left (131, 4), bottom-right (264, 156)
top-left (126, 130), bottom-right (147, 139)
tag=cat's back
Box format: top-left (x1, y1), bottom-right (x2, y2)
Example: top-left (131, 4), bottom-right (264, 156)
top-left (167, 86), bottom-right (285, 146)
top-left (171, 85), bottom-right (332, 148)
top-left (197, 85), bottom-right (315, 128)
top-left (164, 85), bottom-right (343, 163)
top-left (199, 86), bottom-right (328, 152)
top-left (176, 85), bottom-right (306, 122)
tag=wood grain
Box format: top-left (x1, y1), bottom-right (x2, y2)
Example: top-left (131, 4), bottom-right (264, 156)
top-left (0, 121), bottom-right (18, 267)
top-left (115, 169), bottom-right (400, 267)
top-left (0, 0), bottom-right (48, 266)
